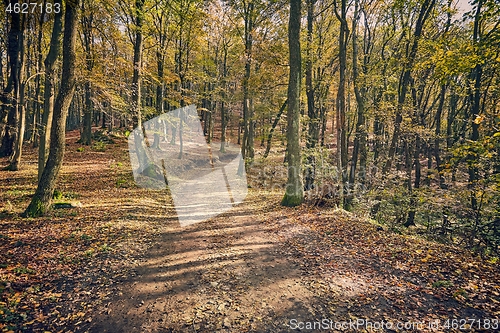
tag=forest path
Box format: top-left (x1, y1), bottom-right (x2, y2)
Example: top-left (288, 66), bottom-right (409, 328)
top-left (84, 195), bottom-right (330, 333)
top-left (81, 188), bottom-right (499, 333)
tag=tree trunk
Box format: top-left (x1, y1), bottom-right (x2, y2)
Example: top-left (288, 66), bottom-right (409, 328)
top-left (153, 50), bottom-right (164, 149)
top-left (405, 135), bottom-right (421, 227)
top-left (132, 0), bottom-right (145, 130)
top-left (468, 0), bottom-right (484, 213)
top-left (434, 84), bottom-right (447, 188)
top-left (220, 48), bottom-right (228, 153)
top-left (9, 15), bottom-right (26, 171)
top-left (132, 0), bottom-right (146, 173)
top-left (347, 0), bottom-right (367, 204)
top-left (0, 4), bottom-right (21, 158)
top-left (281, 0), bottom-right (303, 207)
top-left (38, 1), bottom-right (62, 180)
top-left (31, 2), bottom-right (46, 147)
top-left (80, 1), bottom-right (94, 145)
top-left (264, 99), bottom-right (287, 158)
top-left (24, 0), bottom-right (79, 217)
top-left (238, 2), bottom-right (254, 175)
top-left (304, 0), bottom-right (319, 191)
top-left (334, 0), bottom-right (349, 209)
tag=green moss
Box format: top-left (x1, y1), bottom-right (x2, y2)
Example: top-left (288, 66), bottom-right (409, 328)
top-left (53, 189), bottom-right (63, 200)
top-left (23, 197), bottom-right (47, 218)
top-left (281, 193), bottom-right (303, 207)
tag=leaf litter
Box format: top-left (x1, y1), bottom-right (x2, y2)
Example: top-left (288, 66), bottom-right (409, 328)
top-left (1, 132), bottom-right (498, 332)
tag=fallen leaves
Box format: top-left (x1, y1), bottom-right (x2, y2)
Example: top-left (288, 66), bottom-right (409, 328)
top-left (0, 132), bottom-right (170, 332)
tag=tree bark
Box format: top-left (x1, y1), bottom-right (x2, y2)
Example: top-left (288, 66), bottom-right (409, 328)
top-left (334, 0), bottom-right (349, 208)
top-left (281, 0), bottom-right (304, 207)
top-left (468, 0), bottom-right (484, 213)
top-left (304, 0), bottom-right (319, 191)
top-left (238, 2), bottom-right (254, 175)
top-left (31, 1), bottom-right (46, 147)
top-left (0, 3), bottom-right (21, 158)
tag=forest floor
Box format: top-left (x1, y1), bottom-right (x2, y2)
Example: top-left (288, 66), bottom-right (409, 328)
top-left (1, 131), bottom-right (499, 333)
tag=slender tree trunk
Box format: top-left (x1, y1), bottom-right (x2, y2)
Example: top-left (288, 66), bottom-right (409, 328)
top-left (405, 135), bottom-right (421, 227)
top-left (132, 0), bottom-right (146, 172)
top-left (264, 99), bottom-right (287, 158)
top-left (82, 82), bottom-right (92, 144)
top-left (80, 1), bottom-right (94, 145)
top-left (9, 16), bottom-right (26, 171)
top-left (238, 2), bottom-right (254, 175)
top-left (220, 47), bottom-right (228, 153)
top-left (0, 4), bottom-right (21, 158)
top-left (153, 50), bottom-right (164, 149)
top-left (468, 0), bottom-right (484, 214)
top-left (304, 0), bottom-right (319, 191)
top-left (348, 0), bottom-right (367, 204)
top-left (38, 1), bottom-right (62, 180)
top-left (282, 0), bottom-right (303, 207)
top-left (334, 0), bottom-right (349, 208)
top-left (31, 2), bottom-right (46, 147)
top-left (24, 0), bottom-right (79, 217)
top-left (434, 84), bottom-right (447, 188)
top-left (132, 0), bottom-right (145, 130)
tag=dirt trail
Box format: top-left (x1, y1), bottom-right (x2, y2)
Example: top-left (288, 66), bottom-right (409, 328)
top-left (79, 190), bottom-right (499, 333)
top-left (84, 200), bottom-right (326, 332)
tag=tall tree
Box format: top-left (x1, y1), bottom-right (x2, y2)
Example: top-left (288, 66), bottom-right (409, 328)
top-left (80, 0), bottom-right (97, 145)
top-left (38, 0), bottom-right (63, 180)
top-left (132, 0), bottom-right (145, 130)
top-left (8, 13), bottom-right (26, 171)
top-left (334, 0), bottom-right (349, 208)
top-left (282, 0), bottom-right (303, 207)
top-left (24, 0), bottom-right (80, 217)
top-left (347, 0), bottom-right (369, 204)
top-left (304, 0), bottom-right (318, 190)
top-left (0, 0), bottom-right (22, 158)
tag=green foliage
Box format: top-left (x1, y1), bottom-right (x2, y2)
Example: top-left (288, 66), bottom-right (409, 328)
top-left (432, 280), bottom-right (454, 288)
top-left (99, 243), bottom-right (112, 252)
top-left (12, 266), bottom-right (35, 275)
top-left (92, 141), bottom-right (106, 152)
top-left (80, 234), bottom-right (92, 241)
top-left (52, 189), bottom-right (63, 200)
